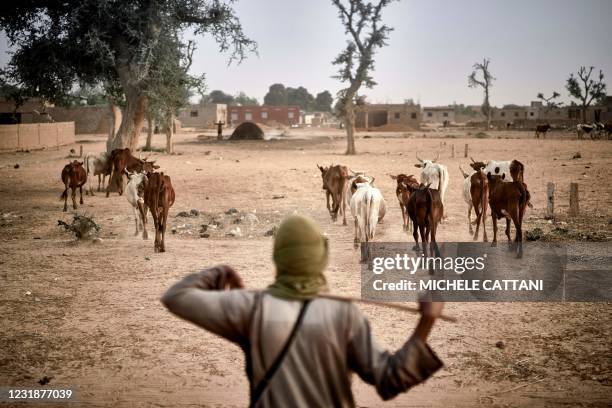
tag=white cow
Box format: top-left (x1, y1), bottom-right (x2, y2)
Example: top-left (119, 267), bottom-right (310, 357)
top-left (125, 171), bottom-right (148, 239)
top-left (459, 166), bottom-right (476, 232)
top-left (84, 152), bottom-right (111, 195)
top-left (482, 159), bottom-right (511, 181)
top-left (350, 182), bottom-right (386, 261)
top-left (415, 153), bottom-right (449, 208)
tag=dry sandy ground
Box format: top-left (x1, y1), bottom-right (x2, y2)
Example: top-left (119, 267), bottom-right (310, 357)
top-left (1, 129), bottom-right (611, 407)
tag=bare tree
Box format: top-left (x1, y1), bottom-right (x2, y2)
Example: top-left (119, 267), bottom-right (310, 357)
top-left (468, 58), bottom-right (495, 130)
top-left (566, 66), bottom-right (606, 123)
top-left (536, 91), bottom-right (563, 113)
top-left (331, 0), bottom-right (398, 155)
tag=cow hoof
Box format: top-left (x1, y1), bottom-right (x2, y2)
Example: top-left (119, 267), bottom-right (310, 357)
top-left (63, 208), bottom-right (67, 212)
top-left (491, 242), bottom-right (497, 247)
top-left (483, 237), bottom-right (488, 243)
top-left (342, 221), bottom-right (347, 226)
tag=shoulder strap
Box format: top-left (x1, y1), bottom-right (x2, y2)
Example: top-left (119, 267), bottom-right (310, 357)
top-left (249, 299), bottom-right (311, 408)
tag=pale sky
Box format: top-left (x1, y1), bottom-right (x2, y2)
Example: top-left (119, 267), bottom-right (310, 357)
top-left (2, 0), bottom-right (611, 107)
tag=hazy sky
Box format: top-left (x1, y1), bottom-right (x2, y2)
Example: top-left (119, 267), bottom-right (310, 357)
top-left (2, 0), bottom-right (611, 107)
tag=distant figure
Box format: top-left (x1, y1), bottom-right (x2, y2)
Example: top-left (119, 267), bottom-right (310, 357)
top-left (215, 121), bottom-right (225, 140)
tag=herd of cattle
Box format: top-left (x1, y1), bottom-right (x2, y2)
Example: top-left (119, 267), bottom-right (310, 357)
top-left (318, 155), bottom-right (531, 260)
top-left (59, 148), bottom-right (175, 252)
top-left (534, 122), bottom-right (612, 139)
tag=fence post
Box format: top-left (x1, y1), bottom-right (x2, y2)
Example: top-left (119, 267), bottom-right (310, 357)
top-left (569, 183), bottom-right (579, 217)
top-left (545, 182), bottom-right (555, 220)
top-left (464, 143), bottom-right (468, 158)
top-left (451, 144), bottom-right (455, 158)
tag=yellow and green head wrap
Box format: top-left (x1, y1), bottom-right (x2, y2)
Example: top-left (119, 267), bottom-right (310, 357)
top-left (267, 215), bottom-right (328, 300)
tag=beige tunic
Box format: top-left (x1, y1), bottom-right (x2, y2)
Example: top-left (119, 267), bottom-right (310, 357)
top-left (173, 288), bottom-right (442, 407)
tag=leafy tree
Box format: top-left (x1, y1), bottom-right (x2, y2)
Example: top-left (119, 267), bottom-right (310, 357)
top-left (0, 0), bottom-right (256, 152)
top-left (331, 0), bottom-right (398, 155)
top-left (263, 83), bottom-right (288, 105)
top-left (286, 86), bottom-right (314, 110)
top-left (233, 91), bottom-right (259, 106)
top-left (314, 91), bottom-right (333, 112)
top-left (468, 58), bottom-right (495, 130)
top-left (565, 66), bottom-right (606, 122)
top-left (208, 90), bottom-right (235, 105)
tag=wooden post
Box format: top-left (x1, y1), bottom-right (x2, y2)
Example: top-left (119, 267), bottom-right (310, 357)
top-left (79, 145), bottom-right (83, 157)
top-left (569, 183), bottom-right (579, 217)
top-left (464, 143), bottom-right (468, 158)
top-left (545, 182), bottom-right (555, 220)
top-left (451, 144), bottom-right (455, 158)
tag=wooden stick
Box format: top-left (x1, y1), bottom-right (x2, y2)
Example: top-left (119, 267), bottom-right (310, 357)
top-left (317, 293), bottom-right (457, 323)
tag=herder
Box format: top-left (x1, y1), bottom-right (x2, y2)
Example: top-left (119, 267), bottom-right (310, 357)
top-left (162, 215), bottom-right (444, 407)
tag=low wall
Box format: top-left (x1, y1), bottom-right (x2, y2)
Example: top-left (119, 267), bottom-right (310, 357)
top-left (0, 122), bottom-right (75, 150)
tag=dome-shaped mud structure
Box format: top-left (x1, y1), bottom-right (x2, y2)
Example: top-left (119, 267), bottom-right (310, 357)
top-left (230, 122), bottom-right (264, 140)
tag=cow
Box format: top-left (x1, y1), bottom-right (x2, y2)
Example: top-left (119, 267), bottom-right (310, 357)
top-left (317, 164), bottom-right (349, 225)
top-left (125, 171), bottom-right (148, 239)
top-left (84, 152), bottom-right (112, 196)
top-left (414, 152), bottom-right (449, 211)
top-left (535, 123), bottom-right (551, 138)
top-left (407, 184), bottom-right (443, 263)
top-left (349, 181), bottom-right (386, 262)
top-left (487, 173), bottom-right (529, 258)
top-left (389, 174), bottom-right (419, 232)
top-left (143, 172), bottom-right (175, 252)
top-left (576, 123), bottom-right (594, 140)
top-left (604, 123), bottom-right (612, 139)
top-left (60, 160), bottom-right (87, 212)
top-left (460, 164), bottom-right (488, 241)
top-left (106, 148), bottom-right (159, 197)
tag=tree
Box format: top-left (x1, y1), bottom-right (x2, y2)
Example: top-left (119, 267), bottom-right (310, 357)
top-left (536, 91), bottom-right (563, 113)
top-left (286, 86), bottom-right (314, 110)
top-left (263, 83), bottom-right (288, 105)
top-left (314, 91), bottom-right (333, 112)
top-left (468, 58), bottom-right (495, 130)
top-left (331, 0), bottom-right (398, 155)
top-left (208, 90), bottom-right (235, 105)
top-left (0, 0), bottom-right (256, 152)
top-left (566, 66), bottom-right (606, 123)
top-left (233, 91), bottom-right (259, 106)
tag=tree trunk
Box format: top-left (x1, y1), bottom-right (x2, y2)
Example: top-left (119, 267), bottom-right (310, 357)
top-left (344, 107), bottom-right (356, 155)
top-left (106, 99), bottom-right (122, 153)
top-left (145, 113), bottom-right (154, 150)
top-left (165, 112), bottom-right (174, 154)
top-left (581, 104), bottom-right (587, 123)
top-left (110, 86), bottom-right (147, 152)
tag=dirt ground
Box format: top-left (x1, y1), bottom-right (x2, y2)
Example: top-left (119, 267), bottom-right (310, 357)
top-left (1, 128), bottom-right (611, 407)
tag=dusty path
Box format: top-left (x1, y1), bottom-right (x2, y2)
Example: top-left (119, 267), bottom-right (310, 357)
top-left (1, 130), bottom-right (610, 407)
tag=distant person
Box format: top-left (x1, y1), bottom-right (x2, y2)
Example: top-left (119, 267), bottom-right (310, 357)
top-left (216, 121), bottom-right (225, 140)
top-left (162, 215), bottom-right (444, 407)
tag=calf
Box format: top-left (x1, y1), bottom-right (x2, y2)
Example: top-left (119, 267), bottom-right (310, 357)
top-left (143, 172), bottom-right (175, 252)
top-left (84, 151), bottom-right (112, 195)
top-left (535, 123), bottom-right (551, 138)
top-left (415, 153), bottom-right (449, 210)
top-left (407, 184), bottom-right (443, 260)
top-left (106, 148), bottom-right (159, 197)
top-left (349, 182), bottom-right (386, 261)
top-left (487, 173), bottom-right (529, 258)
top-left (460, 164), bottom-right (488, 241)
top-left (60, 160), bottom-right (87, 212)
top-left (389, 174), bottom-right (419, 232)
top-left (125, 171), bottom-right (148, 239)
top-left (317, 164), bottom-right (349, 225)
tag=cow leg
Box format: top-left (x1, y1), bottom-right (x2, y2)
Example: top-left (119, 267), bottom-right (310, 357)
top-left (160, 204), bottom-right (169, 252)
top-left (419, 223), bottom-right (427, 258)
top-left (341, 193), bottom-right (347, 226)
top-left (118, 174), bottom-right (124, 196)
top-left (482, 203), bottom-right (488, 242)
top-left (468, 204), bottom-right (473, 235)
top-left (106, 170), bottom-right (114, 197)
top-left (79, 185), bottom-right (84, 204)
top-left (151, 211), bottom-right (160, 252)
top-left (505, 218), bottom-right (512, 248)
top-left (325, 191), bottom-right (331, 213)
top-left (491, 216), bottom-right (498, 247)
top-left (133, 206), bottom-right (140, 236)
top-left (353, 218), bottom-right (359, 249)
top-left (97, 174), bottom-right (101, 192)
top-left (71, 187), bottom-right (78, 210)
top-left (62, 186), bottom-right (69, 212)
top-left (473, 205), bottom-right (480, 241)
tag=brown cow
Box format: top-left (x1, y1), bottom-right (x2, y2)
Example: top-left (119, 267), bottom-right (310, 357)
top-left (106, 148), bottom-right (159, 197)
top-left (407, 184), bottom-right (443, 261)
top-left (389, 174), bottom-right (419, 232)
top-left (535, 123), bottom-right (551, 138)
top-left (487, 173), bottom-right (529, 258)
top-left (60, 160), bottom-right (87, 212)
top-left (317, 164), bottom-right (349, 225)
top-left (143, 172), bottom-right (175, 252)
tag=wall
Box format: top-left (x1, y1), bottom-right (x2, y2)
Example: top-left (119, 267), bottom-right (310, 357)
top-left (178, 103), bottom-right (227, 128)
top-left (423, 109), bottom-right (456, 123)
top-left (47, 106), bottom-right (109, 134)
top-left (227, 105), bottom-right (301, 126)
top-left (0, 122), bottom-right (75, 150)
top-left (355, 104), bottom-right (421, 129)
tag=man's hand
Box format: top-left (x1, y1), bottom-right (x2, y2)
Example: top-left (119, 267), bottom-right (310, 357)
top-left (216, 265), bottom-right (244, 290)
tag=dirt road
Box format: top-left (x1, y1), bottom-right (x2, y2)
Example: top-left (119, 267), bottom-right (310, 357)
top-left (1, 130), bottom-right (610, 407)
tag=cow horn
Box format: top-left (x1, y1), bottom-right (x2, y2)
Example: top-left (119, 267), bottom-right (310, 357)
top-left (432, 152), bottom-right (439, 163)
top-left (415, 152), bottom-right (424, 163)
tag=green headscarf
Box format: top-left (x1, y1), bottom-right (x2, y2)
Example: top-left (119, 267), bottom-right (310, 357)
top-left (267, 215), bottom-right (328, 300)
